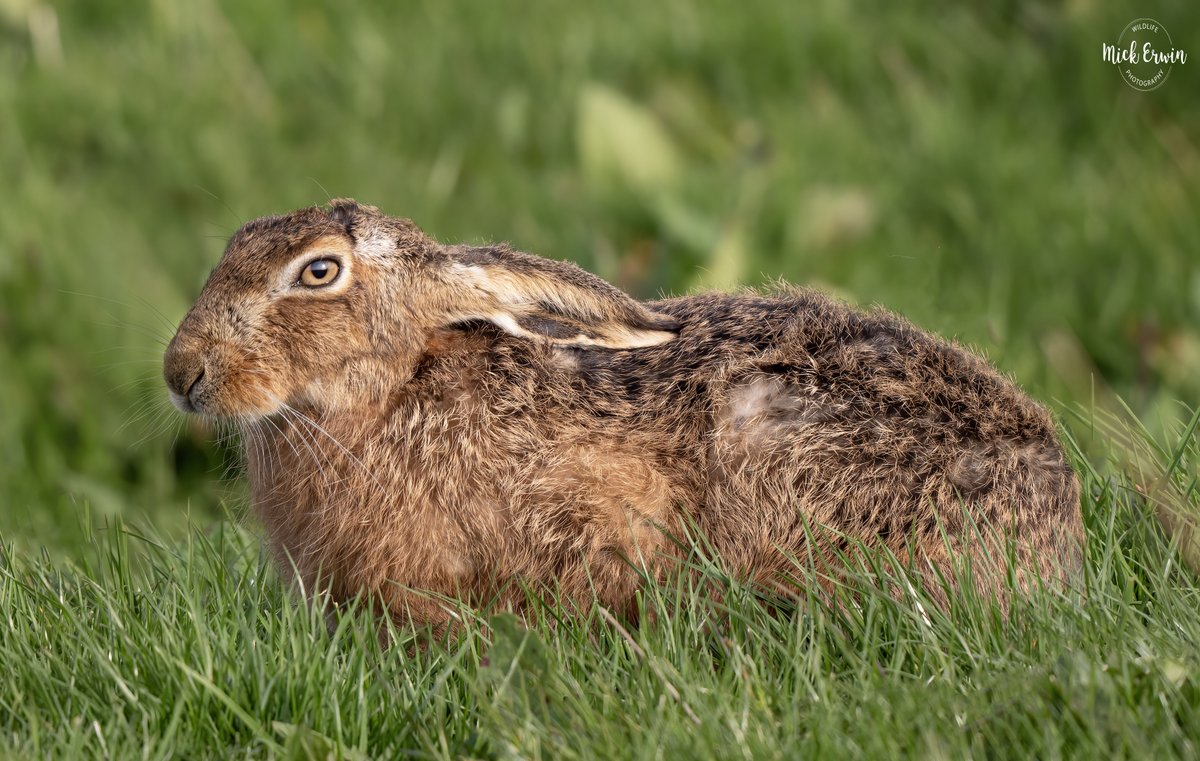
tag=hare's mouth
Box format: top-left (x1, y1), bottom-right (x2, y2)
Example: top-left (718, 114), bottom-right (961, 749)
top-left (167, 370), bottom-right (282, 422)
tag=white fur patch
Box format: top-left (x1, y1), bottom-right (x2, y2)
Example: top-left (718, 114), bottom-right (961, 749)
top-left (551, 348), bottom-right (580, 370)
top-left (726, 378), bottom-right (784, 426)
top-left (354, 232), bottom-right (396, 260)
top-left (719, 377), bottom-right (836, 438)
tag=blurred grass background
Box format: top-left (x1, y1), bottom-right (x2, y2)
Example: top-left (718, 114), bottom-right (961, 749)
top-left (0, 0), bottom-right (1197, 551)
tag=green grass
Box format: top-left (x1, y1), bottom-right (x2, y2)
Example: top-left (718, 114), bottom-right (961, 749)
top-left (2, 410), bottom-right (1198, 758)
top-left (1, 0), bottom-right (1199, 756)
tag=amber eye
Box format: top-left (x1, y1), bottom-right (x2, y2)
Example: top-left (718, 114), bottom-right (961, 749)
top-left (300, 258), bottom-right (341, 287)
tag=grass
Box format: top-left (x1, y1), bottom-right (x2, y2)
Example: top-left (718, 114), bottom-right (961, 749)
top-left (2, 409), bottom-right (1198, 758)
top-left (1, 0), bottom-right (1199, 756)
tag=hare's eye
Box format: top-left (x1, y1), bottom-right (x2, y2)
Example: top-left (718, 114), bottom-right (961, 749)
top-left (300, 258), bottom-right (341, 287)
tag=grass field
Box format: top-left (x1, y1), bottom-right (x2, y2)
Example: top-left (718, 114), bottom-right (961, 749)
top-left (1, 0), bottom-right (1198, 757)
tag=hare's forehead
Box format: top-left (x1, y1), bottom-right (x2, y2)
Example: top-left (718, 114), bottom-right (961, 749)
top-left (224, 230), bottom-right (352, 271)
top-left (228, 210), bottom-right (344, 252)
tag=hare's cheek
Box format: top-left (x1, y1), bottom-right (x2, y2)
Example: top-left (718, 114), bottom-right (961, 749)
top-left (293, 365), bottom-right (373, 413)
top-left (199, 356), bottom-right (286, 419)
top-left (226, 375), bottom-right (285, 417)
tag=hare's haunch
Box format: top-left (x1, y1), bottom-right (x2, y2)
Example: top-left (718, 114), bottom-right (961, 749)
top-left (164, 200), bottom-right (1081, 625)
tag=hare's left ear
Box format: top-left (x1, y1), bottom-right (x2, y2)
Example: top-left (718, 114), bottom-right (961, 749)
top-left (436, 245), bottom-right (679, 349)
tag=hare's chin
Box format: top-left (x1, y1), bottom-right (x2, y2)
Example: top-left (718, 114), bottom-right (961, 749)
top-left (168, 390), bottom-right (195, 415)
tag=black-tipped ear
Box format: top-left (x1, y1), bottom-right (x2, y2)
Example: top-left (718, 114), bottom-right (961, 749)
top-left (440, 245), bottom-right (679, 349)
top-left (327, 198), bottom-right (358, 238)
top-left (328, 198), bottom-right (384, 239)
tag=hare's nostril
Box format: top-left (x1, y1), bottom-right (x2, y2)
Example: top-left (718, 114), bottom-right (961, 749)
top-left (185, 368), bottom-right (206, 401)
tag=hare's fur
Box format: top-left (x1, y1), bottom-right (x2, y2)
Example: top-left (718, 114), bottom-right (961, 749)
top-left (165, 200), bottom-right (1081, 626)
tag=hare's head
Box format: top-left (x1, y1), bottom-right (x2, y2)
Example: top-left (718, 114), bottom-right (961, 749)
top-left (164, 199), bottom-right (678, 421)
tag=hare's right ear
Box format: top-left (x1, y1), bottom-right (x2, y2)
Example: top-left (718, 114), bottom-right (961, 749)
top-left (435, 245), bottom-right (679, 349)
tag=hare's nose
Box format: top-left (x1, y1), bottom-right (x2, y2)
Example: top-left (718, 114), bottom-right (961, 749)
top-left (163, 344), bottom-right (209, 411)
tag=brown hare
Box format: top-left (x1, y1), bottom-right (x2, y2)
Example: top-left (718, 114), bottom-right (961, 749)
top-left (164, 199), bottom-right (1081, 628)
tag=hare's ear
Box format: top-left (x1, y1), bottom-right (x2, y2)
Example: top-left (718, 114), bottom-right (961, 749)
top-left (438, 245), bottom-right (679, 349)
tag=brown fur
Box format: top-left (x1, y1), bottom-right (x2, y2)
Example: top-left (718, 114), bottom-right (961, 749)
top-left (164, 200), bottom-right (1082, 628)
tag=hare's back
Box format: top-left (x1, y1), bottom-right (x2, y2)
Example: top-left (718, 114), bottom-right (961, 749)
top-left (644, 290), bottom-right (1063, 449)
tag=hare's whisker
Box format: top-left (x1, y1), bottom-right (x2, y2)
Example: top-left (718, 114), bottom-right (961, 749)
top-left (276, 411), bottom-right (334, 492)
top-left (128, 405), bottom-right (181, 450)
top-left (136, 296), bottom-right (183, 337)
top-left (264, 412), bottom-right (306, 468)
top-left (278, 402), bottom-right (384, 492)
top-left (280, 407), bottom-right (357, 495)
